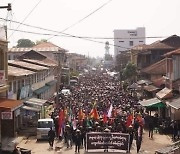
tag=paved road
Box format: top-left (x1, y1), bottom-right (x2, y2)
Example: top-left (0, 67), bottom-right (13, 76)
top-left (17, 130), bottom-right (172, 154)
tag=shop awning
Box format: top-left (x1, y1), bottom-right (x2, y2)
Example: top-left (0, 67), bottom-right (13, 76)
top-left (128, 83), bottom-right (141, 90)
top-left (0, 98), bottom-right (23, 111)
top-left (144, 85), bottom-right (159, 92)
top-left (139, 97), bottom-right (165, 108)
top-left (166, 97), bottom-right (180, 110)
top-left (156, 87), bottom-right (173, 99)
top-left (25, 97), bottom-right (47, 107)
top-left (137, 79), bottom-right (152, 85)
top-left (33, 85), bottom-right (49, 95)
top-left (46, 80), bottom-right (57, 86)
top-left (22, 105), bottom-right (41, 112)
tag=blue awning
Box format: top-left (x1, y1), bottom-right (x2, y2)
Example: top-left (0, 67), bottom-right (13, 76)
top-left (33, 85), bottom-right (49, 95)
top-left (46, 80), bottom-right (57, 86)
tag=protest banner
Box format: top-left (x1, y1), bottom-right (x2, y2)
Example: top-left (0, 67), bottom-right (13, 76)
top-left (86, 132), bottom-right (130, 152)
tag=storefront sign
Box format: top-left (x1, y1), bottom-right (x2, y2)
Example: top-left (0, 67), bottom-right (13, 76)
top-left (86, 132), bottom-right (129, 152)
top-left (1, 112), bottom-right (13, 119)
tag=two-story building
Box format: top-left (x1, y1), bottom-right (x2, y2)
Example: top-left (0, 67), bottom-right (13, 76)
top-left (0, 26), bottom-right (23, 148)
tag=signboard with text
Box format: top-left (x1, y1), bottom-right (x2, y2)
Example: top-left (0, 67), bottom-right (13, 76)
top-left (1, 112), bottom-right (13, 120)
top-left (86, 132), bottom-right (130, 152)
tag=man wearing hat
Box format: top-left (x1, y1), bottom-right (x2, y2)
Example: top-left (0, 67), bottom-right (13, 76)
top-left (104, 128), bottom-right (111, 152)
top-left (74, 129), bottom-right (81, 153)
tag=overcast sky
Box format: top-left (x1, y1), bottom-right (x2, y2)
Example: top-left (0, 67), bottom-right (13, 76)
top-left (1, 0), bottom-right (180, 57)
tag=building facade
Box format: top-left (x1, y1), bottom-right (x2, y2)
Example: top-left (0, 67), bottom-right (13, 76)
top-left (114, 27), bottom-right (145, 58)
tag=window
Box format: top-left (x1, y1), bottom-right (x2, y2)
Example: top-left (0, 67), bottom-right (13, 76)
top-left (21, 79), bottom-right (25, 87)
top-left (9, 82), bottom-right (12, 92)
top-left (17, 80), bottom-right (21, 90)
top-left (13, 81), bottom-right (17, 93)
top-left (139, 41), bottom-right (144, 43)
top-left (119, 41), bottom-right (124, 43)
top-left (129, 41), bottom-right (134, 46)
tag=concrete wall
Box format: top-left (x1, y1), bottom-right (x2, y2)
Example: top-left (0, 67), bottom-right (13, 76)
top-left (114, 27), bottom-right (145, 58)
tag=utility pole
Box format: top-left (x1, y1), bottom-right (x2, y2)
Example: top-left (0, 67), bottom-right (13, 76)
top-left (0, 3), bottom-right (11, 11)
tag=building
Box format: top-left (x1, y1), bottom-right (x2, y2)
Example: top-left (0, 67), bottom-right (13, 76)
top-left (131, 35), bottom-right (180, 77)
top-left (8, 42), bottom-right (68, 103)
top-left (114, 27), bottom-right (145, 58)
top-left (0, 26), bottom-right (23, 148)
top-left (8, 59), bottom-right (57, 101)
top-left (67, 53), bottom-right (88, 72)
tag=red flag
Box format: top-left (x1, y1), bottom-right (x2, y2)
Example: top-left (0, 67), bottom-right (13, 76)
top-left (78, 108), bottom-right (85, 121)
top-left (126, 114), bottom-right (133, 127)
top-left (136, 114), bottom-right (143, 126)
top-left (103, 111), bottom-right (107, 124)
top-left (58, 109), bottom-right (65, 136)
top-left (90, 108), bottom-right (99, 120)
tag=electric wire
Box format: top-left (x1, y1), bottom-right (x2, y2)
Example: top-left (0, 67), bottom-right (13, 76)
top-left (8, 0), bottom-right (42, 39)
top-left (1, 18), bottom-right (167, 40)
top-left (47, 0), bottom-right (113, 40)
top-left (0, 18), bottom-right (168, 51)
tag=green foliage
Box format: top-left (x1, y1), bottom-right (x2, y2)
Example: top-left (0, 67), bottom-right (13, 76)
top-left (36, 39), bottom-right (48, 45)
top-left (16, 39), bottom-right (35, 47)
top-left (122, 62), bottom-right (137, 82)
top-left (70, 71), bottom-right (79, 78)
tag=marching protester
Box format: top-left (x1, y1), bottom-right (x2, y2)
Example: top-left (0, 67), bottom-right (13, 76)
top-left (48, 127), bottom-right (56, 149)
top-left (53, 70), bottom-right (145, 153)
top-left (74, 129), bottom-right (82, 153)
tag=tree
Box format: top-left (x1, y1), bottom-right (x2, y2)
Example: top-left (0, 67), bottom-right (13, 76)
top-left (16, 39), bottom-right (35, 47)
top-left (122, 62), bottom-right (137, 83)
top-left (36, 39), bottom-right (48, 45)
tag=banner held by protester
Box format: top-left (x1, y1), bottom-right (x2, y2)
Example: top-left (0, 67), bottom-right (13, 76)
top-left (86, 132), bottom-right (130, 152)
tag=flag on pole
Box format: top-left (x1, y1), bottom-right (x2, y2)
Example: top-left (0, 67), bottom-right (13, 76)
top-left (78, 108), bottom-right (85, 121)
top-left (103, 111), bottom-right (107, 124)
top-left (89, 107), bottom-right (99, 120)
top-left (107, 104), bottom-right (113, 118)
top-left (58, 109), bottom-right (65, 136)
top-left (126, 114), bottom-right (133, 127)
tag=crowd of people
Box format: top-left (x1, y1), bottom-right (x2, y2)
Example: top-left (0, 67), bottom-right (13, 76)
top-left (50, 70), bottom-right (152, 153)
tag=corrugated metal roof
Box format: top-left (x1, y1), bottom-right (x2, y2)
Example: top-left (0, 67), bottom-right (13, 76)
top-left (139, 97), bottom-right (162, 107)
top-left (167, 97), bottom-right (180, 110)
top-left (156, 87), bottom-right (172, 99)
top-left (141, 59), bottom-right (167, 75)
top-left (0, 98), bottom-right (23, 111)
top-left (144, 85), bottom-right (159, 92)
top-left (8, 47), bottom-right (68, 53)
top-left (8, 60), bottom-right (49, 71)
top-left (22, 59), bottom-right (57, 67)
top-left (25, 97), bottom-right (47, 106)
top-left (22, 105), bottom-right (40, 112)
top-left (8, 65), bottom-right (35, 77)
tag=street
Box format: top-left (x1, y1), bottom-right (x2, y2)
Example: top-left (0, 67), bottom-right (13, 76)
top-left (17, 130), bottom-right (172, 154)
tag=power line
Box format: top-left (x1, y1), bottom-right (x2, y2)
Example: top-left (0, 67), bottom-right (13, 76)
top-left (8, 0), bottom-right (42, 39)
top-left (47, 0), bottom-right (113, 40)
top-left (7, 27), bottom-right (131, 49)
top-left (1, 18), bottom-right (168, 51)
top-left (1, 18), bottom-right (167, 40)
